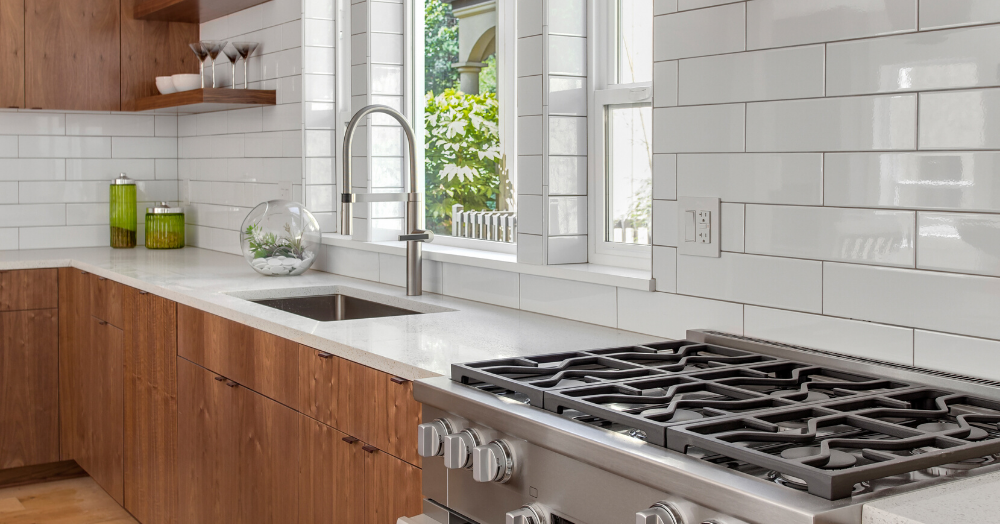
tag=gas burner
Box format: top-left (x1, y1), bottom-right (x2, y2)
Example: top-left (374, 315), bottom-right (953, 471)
top-left (916, 422), bottom-right (989, 441)
top-left (772, 390), bottom-right (831, 402)
top-left (767, 471), bottom-right (870, 495)
top-left (779, 447), bottom-right (858, 469)
top-left (691, 362), bottom-right (912, 402)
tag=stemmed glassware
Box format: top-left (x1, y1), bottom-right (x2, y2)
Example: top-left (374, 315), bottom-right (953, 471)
top-left (188, 43), bottom-right (209, 88)
top-left (222, 45), bottom-right (240, 89)
top-left (201, 40), bottom-right (228, 88)
top-left (232, 42), bottom-right (259, 89)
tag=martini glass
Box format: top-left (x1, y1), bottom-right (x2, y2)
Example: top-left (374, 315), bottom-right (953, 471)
top-left (232, 42), bottom-right (259, 89)
top-left (222, 44), bottom-right (240, 89)
top-left (201, 40), bottom-right (228, 88)
top-left (188, 43), bottom-right (209, 89)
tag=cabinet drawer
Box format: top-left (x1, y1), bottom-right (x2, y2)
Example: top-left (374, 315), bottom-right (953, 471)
top-left (89, 274), bottom-right (124, 327)
top-left (178, 305), bottom-right (298, 407)
top-left (0, 268), bottom-right (57, 311)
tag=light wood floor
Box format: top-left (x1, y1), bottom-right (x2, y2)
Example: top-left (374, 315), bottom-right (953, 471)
top-left (0, 477), bottom-right (138, 524)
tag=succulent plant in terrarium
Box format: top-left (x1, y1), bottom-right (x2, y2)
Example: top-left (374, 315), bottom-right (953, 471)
top-left (240, 200), bottom-right (320, 276)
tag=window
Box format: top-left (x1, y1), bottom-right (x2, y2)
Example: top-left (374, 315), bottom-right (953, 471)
top-left (418, 0), bottom-right (515, 252)
top-left (591, 0), bottom-right (654, 268)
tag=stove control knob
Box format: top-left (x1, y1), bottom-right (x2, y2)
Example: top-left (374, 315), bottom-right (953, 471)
top-left (417, 418), bottom-right (454, 458)
top-left (472, 440), bottom-right (514, 483)
top-left (506, 503), bottom-right (548, 524)
top-left (636, 502), bottom-right (684, 524)
top-left (443, 429), bottom-right (481, 469)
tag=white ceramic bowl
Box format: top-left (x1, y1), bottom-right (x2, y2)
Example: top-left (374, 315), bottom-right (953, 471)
top-left (171, 74), bottom-right (201, 92)
top-left (155, 76), bottom-right (176, 95)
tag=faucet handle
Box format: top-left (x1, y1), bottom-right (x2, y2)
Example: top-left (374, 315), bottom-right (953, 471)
top-left (399, 230), bottom-right (434, 242)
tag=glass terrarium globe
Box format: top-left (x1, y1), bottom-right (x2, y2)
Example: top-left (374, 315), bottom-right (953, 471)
top-left (240, 200), bottom-right (320, 276)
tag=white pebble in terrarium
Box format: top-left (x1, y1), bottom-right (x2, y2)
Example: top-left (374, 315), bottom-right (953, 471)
top-left (240, 200), bottom-right (321, 277)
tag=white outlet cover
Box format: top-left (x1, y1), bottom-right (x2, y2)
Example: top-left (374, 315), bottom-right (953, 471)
top-left (677, 196), bottom-right (721, 258)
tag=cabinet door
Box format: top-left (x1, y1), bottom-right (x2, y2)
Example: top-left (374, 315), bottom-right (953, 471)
top-left (0, 268), bottom-right (58, 311)
top-left (297, 345), bottom-right (341, 428)
top-left (297, 415), bottom-right (365, 524)
top-left (124, 288), bottom-right (178, 524)
top-left (58, 268), bottom-right (90, 461)
top-left (0, 309), bottom-right (58, 469)
top-left (24, 0), bottom-right (121, 110)
top-left (364, 448), bottom-right (422, 524)
top-left (0, 0), bottom-right (24, 108)
top-left (90, 274), bottom-right (124, 328)
top-left (177, 357), bottom-right (240, 524)
top-left (78, 316), bottom-right (125, 505)
top-left (369, 374), bottom-right (421, 467)
top-left (238, 385), bottom-right (300, 524)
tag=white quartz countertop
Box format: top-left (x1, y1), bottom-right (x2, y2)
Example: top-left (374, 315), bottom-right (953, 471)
top-left (0, 247), bottom-right (659, 379)
top-left (863, 471), bottom-right (1000, 524)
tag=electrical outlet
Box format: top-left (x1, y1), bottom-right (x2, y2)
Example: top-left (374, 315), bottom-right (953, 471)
top-left (677, 196), bottom-right (721, 257)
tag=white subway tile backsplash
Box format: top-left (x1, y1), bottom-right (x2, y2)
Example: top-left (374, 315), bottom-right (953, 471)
top-left (654, 0), bottom-right (677, 15)
top-left (518, 195), bottom-right (543, 235)
top-left (548, 117), bottom-right (586, 156)
top-left (0, 228), bottom-right (16, 249)
top-left (914, 330), bottom-right (1000, 382)
top-left (370, 2), bottom-right (403, 33)
top-left (824, 262), bottom-right (1000, 340)
top-left (548, 36), bottom-right (587, 77)
top-left (721, 202), bottom-right (744, 252)
top-left (547, 235), bottom-right (587, 264)
top-left (618, 288), bottom-right (744, 340)
top-left (653, 61), bottom-right (678, 108)
top-left (745, 205), bottom-right (915, 267)
top-left (548, 0), bottom-right (587, 37)
top-left (655, 3), bottom-right (745, 61)
top-left (0, 113), bottom-right (64, 135)
top-left (654, 104), bottom-right (745, 153)
top-left (0, 159), bottom-right (65, 181)
top-left (517, 233), bottom-right (544, 265)
top-left (263, 102), bottom-right (302, 131)
top-left (828, 25), bottom-right (1000, 96)
top-left (653, 199), bottom-right (678, 247)
top-left (917, 212), bottom-right (1000, 277)
top-left (746, 95), bottom-right (917, 152)
top-left (520, 275), bottom-right (616, 327)
top-left (678, 252), bottom-right (823, 313)
top-left (548, 196), bottom-right (586, 236)
top-left (517, 36), bottom-right (543, 77)
top-left (442, 263), bottom-right (520, 309)
top-left (378, 254), bottom-right (443, 293)
top-left (746, 306), bottom-right (914, 365)
top-left (747, 0), bottom-right (917, 50)
top-left (517, 76), bottom-right (543, 116)
top-left (652, 246), bottom-right (676, 292)
top-left (679, 45), bottom-right (825, 105)
top-left (548, 77), bottom-right (587, 116)
top-left (0, 136), bottom-right (17, 157)
top-left (0, 204), bottom-right (65, 226)
top-left (919, 0), bottom-right (1000, 30)
top-left (919, 89), bottom-right (1000, 150)
top-left (677, 153), bottom-right (823, 205)
top-left (19, 136), bottom-right (111, 158)
top-left (228, 108), bottom-right (264, 133)
top-left (66, 159), bottom-right (153, 181)
top-left (66, 114), bottom-right (154, 136)
top-left (652, 154), bottom-right (676, 200)
top-left (112, 137), bottom-right (178, 159)
top-left (0, 182), bottom-right (15, 204)
top-left (17, 225), bottom-right (109, 250)
top-left (517, 116), bottom-right (543, 156)
top-left (679, 0), bottom-right (742, 10)
top-left (517, 155), bottom-right (542, 195)
top-left (824, 152), bottom-right (1000, 212)
top-left (154, 116), bottom-right (177, 137)
top-left (549, 156), bottom-right (586, 196)
top-left (517, 0), bottom-right (543, 37)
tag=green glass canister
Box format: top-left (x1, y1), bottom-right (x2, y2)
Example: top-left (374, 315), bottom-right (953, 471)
top-left (109, 173), bottom-right (137, 248)
top-left (145, 202), bottom-right (185, 249)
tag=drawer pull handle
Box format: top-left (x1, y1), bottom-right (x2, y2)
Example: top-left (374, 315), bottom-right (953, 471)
top-left (361, 445), bottom-right (378, 454)
top-left (225, 380), bottom-right (238, 388)
top-left (342, 436), bottom-right (359, 444)
top-left (316, 352), bottom-right (333, 359)
top-left (97, 320), bottom-right (107, 325)
top-left (214, 376), bottom-right (226, 382)
top-left (390, 376), bottom-right (409, 385)
top-left (139, 290), bottom-right (148, 295)
top-left (80, 270), bottom-right (87, 275)
top-left (97, 277), bottom-right (107, 281)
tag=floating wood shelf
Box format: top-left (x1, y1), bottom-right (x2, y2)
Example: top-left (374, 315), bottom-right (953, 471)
top-left (134, 0), bottom-right (270, 23)
top-left (132, 88), bottom-right (276, 113)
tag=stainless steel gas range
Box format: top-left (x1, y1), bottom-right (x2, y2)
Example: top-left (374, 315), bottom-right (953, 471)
top-left (407, 330), bottom-right (1000, 524)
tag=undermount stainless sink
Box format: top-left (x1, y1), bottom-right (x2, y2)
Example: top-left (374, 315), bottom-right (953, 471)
top-left (250, 294), bottom-right (422, 322)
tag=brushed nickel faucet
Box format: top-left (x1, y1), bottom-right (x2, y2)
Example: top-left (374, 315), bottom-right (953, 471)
top-left (342, 105), bottom-right (433, 296)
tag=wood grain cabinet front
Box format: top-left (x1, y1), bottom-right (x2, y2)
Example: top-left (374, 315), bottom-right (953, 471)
top-left (90, 274), bottom-right (125, 328)
top-left (0, 0), bottom-right (25, 108)
top-left (78, 315), bottom-right (126, 505)
top-left (0, 268), bottom-right (58, 311)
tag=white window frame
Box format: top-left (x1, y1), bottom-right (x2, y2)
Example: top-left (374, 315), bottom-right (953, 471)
top-left (588, 0), bottom-right (653, 270)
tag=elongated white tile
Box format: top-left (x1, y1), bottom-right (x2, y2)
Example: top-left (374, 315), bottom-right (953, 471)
top-left (655, 3), bottom-right (745, 61)
top-left (67, 159), bottom-right (154, 181)
top-left (548, 36), bottom-right (586, 77)
top-left (17, 225), bottom-right (109, 249)
top-left (19, 181), bottom-right (106, 203)
top-left (652, 154), bottom-right (676, 201)
top-left (747, 0), bottom-right (917, 50)
top-left (919, 89), bottom-right (1000, 150)
top-left (652, 199), bottom-right (677, 247)
top-left (518, 194), bottom-right (543, 235)
top-left (653, 246), bottom-right (676, 293)
top-left (378, 253), bottom-right (443, 294)
top-left (517, 116), bottom-right (543, 156)
top-left (746, 306), bottom-right (914, 366)
top-left (112, 137), bottom-right (177, 159)
top-left (745, 205), bottom-right (915, 267)
top-left (548, 0), bottom-right (586, 36)
top-left (66, 114), bottom-right (154, 136)
top-left (824, 262), bottom-right (1000, 340)
top-left (517, 36), bottom-right (543, 77)
top-left (154, 115), bottom-right (177, 137)
top-left (825, 152), bottom-right (1000, 212)
top-left (19, 136), bottom-right (111, 158)
top-left (0, 159), bottom-right (65, 181)
top-left (549, 156), bottom-right (587, 196)
top-left (0, 113), bottom-right (64, 135)
top-left (678, 153), bottom-right (822, 205)
top-left (547, 235), bottom-right (587, 264)
top-left (747, 95), bottom-right (916, 152)
top-left (617, 288), bottom-right (743, 340)
top-left (548, 77), bottom-right (587, 116)
top-left (653, 61), bottom-right (678, 108)
top-left (654, 104), bottom-right (745, 153)
top-left (919, 0), bottom-right (1000, 30)
top-left (679, 45), bottom-right (824, 105)
top-left (520, 275), bottom-right (617, 327)
top-left (0, 228), bottom-right (15, 250)
top-left (548, 117), bottom-right (586, 156)
top-left (548, 196), bottom-right (586, 236)
top-left (0, 136), bottom-right (17, 157)
top-left (517, 0), bottom-right (543, 37)
top-left (442, 263), bottom-right (520, 309)
top-left (517, 76), bottom-right (543, 116)
top-left (914, 330), bottom-right (1000, 381)
top-left (917, 212), bottom-right (1000, 277)
top-left (722, 203), bottom-right (744, 252)
top-left (678, 252), bottom-right (822, 313)
top-left (0, 204), bottom-right (66, 227)
top-left (828, 25), bottom-right (1000, 96)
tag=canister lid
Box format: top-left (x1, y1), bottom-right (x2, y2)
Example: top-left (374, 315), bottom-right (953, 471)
top-left (147, 201), bottom-right (183, 214)
top-left (111, 173), bottom-right (136, 185)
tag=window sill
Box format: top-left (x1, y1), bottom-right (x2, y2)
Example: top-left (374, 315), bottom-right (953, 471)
top-left (320, 233), bottom-right (654, 291)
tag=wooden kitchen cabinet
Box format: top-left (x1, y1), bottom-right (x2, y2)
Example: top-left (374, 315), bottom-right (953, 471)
top-left (120, 0), bottom-right (198, 110)
top-left (0, 268), bottom-right (58, 311)
top-left (239, 376), bottom-right (300, 524)
top-left (364, 446), bottom-right (422, 524)
top-left (91, 274), bottom-right (125, 328)
top-left (123, 287), bottom-right (178, 524)
top-left (24, 0), bottom-right (122, 110)
top-left (298, 416), bottom-right (365, 524)
top-left (0, 0), bottom-right (24, 108)
top-left (370, 373), bottom-right (421, 467)
top-left (0, 309), bottom-right (59, 469)
top-left (58, 268), bottom-right (90, 462)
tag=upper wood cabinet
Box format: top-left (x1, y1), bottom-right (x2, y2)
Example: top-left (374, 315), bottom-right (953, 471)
top-left (0, 268), bottom-right (58, 311)
top-left (24, 0), bottom-right (122, 111)
top-left (123, 288), bottom-right (178, 524)
top-left (120, 0), bottom-right (197, 110)
top-left (0, 0), bottom-right (24, 108)
top-left (0, 309), bottom-right (59, 469)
